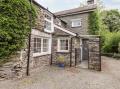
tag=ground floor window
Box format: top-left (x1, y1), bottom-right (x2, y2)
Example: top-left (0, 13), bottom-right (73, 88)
top-left (33, 37), bottom-right (51, 57)
top-left (43, 38), bottom-right (49, 52)
top-left (34, 38), bottom-right (41, 53)
top-left (58, 38), bottom-right (69, 52)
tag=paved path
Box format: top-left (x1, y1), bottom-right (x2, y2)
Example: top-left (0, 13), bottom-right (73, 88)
top-left (0, 56), bottom-right (120, 89)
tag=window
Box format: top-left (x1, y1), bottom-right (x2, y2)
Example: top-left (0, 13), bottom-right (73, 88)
top-left (72, 19), bottom-right (82, 27)
top-left (44, 13), bottom-right (54, 33)
top-left (58, 38), bottom-right (69, 52)
top-left (43, 39), bottom-right (49, 52)
top-left (33, 37), bottom-right (51, 57)
top-left (45, 14), bottom-right (51, 20)
top-left (34, 38), bottom-right (41, 53)
top-left (45, 21), bottom-right (51, 31)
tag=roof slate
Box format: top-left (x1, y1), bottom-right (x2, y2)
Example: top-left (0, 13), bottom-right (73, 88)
top-left (54, 4), bottom-right (97, 17)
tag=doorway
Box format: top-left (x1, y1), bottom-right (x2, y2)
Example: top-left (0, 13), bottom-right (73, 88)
top-left (78, 39), bottom-right (89, 69)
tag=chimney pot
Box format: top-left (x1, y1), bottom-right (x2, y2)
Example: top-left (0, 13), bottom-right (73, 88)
top-left (87, 0), bottom-right (94, 5)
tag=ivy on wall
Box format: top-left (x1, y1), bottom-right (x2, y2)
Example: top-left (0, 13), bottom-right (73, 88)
top-left (88, 10), bottom-right (100, 35)
top-left (0, 0), bottom-right (36, 59)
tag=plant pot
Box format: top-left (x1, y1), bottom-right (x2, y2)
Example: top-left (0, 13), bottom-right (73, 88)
top-left (58, 63), bottom-right (65, 68)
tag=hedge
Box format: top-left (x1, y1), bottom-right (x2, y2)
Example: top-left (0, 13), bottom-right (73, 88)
top-left (0, 0), bottom-right (36, 59)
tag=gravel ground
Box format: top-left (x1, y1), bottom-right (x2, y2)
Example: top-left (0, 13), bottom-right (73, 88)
top-left (0, 56), bottom-right (120, 89)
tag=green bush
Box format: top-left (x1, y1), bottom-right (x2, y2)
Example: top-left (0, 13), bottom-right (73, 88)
top-left (102, 32), bottom-right (120, 53)
top-left (0, 0), bottom-right (36, 59)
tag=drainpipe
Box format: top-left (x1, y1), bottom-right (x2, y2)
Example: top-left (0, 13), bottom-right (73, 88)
top-left (26, 0), bottom-right (32, 76)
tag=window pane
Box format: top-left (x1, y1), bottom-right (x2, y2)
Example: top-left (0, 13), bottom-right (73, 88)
top-left (34, 38), bottom-right (41, 53)
top-left (45, 14), bottom-right (51, 20)
top-left (60, 39), bottom-right (69, 50)
top-left (43, 39), bottom-right (49, 52)
top-left (72, 19), bottom-right (81, 27)
top-left (45, 21), bottom-right (51, 31)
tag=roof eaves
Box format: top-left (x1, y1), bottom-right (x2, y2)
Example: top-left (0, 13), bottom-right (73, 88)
top-left (32, 0), bottom-right (56, 17)
top-left (56, 9), bottom-right (96, 17)
top-left (55, 5), bottom-right (97, 17)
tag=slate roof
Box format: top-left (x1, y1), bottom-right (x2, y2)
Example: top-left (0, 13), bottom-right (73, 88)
top-left (54, 4), bottom-right (97, 17)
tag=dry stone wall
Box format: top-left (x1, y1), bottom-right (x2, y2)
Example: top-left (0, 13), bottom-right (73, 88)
top-left (88, 37), bottom-right (101, 71)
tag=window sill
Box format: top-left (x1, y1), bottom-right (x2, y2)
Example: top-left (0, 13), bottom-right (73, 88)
top-left (44, 29), bottom-right (54, 33)
top-left (57, 50), bottom-right (70, 53)
top-left (33, 52), bottom-right (51, 57)
top-left (71, 26), bottom-right (81, 28)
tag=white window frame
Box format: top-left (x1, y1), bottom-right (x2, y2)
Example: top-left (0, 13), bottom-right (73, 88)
top-left (44, 13), bottom-right (54, 33)
top-left (57, 38), bottom-right (70, 52)
top-left (33, 37), bottom-right (52, 57)
top-left (71, 18), bottom-right (82, 27)
top-left (43, 38), bottom-right (49, 53)
top-left (33, 38), bottom-right (42, 53)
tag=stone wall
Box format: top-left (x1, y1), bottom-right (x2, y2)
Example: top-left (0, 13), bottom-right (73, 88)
top-left (51, 36), bottom-right (81, 66)
top-left (59, 13), bottom-right (89, 35)
top-left (88, 37), bottom-right (101, 71)
top-left (71, 37), bottom-right (81, 66)
top-left (33, 4), bottom-right (45, 31)
top-left (33, 55), bottom-right (51, 68)
top-left (51, 36), bottom-right (71, 65)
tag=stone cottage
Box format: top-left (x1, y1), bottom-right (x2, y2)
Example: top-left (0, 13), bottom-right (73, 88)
top-left (0, 0), bottom-right (101, 79)
top-left (28, 0), bottom-right (101, 70)
top-left (3, 0), bottom-right (101, 78)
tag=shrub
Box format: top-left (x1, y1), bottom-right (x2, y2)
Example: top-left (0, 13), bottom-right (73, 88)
top-left (102, 32), bottom-right (120, 53)
top-left (0, 0), bottom-right (36, 59)
top-left (57, 56), bottom-right (65, 63)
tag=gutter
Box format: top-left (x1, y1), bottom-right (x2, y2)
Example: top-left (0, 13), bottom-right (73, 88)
top-left (56, 9), bottom-right (96, 17)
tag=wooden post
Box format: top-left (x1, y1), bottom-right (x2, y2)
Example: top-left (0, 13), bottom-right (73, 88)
top-left (26, 0), bottom-right (32, 76)
top-left (50, 51), bottom-right (53, 65)
top-left (70, 37), bottom-right (73, 67)
top-left (50, 35), bottom-right (53, 65)
top-left (27, 34), bottom-right (31, 76)
top-left (75, 48), bottom-right (77, 66)
top-left (99, 36), bottom-right (102, 71)
top-left (88, 40), bottom-right (90, 69)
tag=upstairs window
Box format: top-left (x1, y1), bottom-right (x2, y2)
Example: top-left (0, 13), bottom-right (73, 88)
top-left (45, 21), bottom-right (51, 31)
top-left (45, 14), bottom-right (51, 20)
top-left (71, 19), bottom-right (82, 27)
top-left (44, 13), bottom-right (54, 33)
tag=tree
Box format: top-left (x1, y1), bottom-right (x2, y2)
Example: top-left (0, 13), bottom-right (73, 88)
top-left (102, 10), bottom-right (120, 32)
top-left (0, 0), bottom-right (36, 59)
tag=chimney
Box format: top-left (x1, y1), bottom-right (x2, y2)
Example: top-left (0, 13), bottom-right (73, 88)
top-left (87, 0), bottom-right (94, 5)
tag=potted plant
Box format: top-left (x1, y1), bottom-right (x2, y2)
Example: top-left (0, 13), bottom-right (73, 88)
top-left (57, 56), bottom-right (65, 67)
